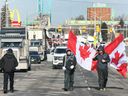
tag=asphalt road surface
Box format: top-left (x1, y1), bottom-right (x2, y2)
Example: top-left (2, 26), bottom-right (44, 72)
top-left (0, 61), bottom-right (128, 96)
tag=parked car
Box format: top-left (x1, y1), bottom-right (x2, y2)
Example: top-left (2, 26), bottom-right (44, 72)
top-left (52, 46), bottom-right (67, 69)
top-left (29, 51), bottom-right (41, 64)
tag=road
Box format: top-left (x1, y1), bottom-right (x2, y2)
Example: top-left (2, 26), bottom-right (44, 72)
top-left (0, 61), bottom-right (128, 96)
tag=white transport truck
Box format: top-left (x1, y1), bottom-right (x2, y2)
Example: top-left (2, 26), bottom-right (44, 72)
top-left (0, 27), bottom-right (30, 71)
top-left (27, 28), bottom-right (45, 61)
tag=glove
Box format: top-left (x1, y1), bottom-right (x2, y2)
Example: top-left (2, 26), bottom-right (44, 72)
top-left (62, 66), bottom-right (66, 71)
top-left (102, 59), bottom-right (106, 63)
top-left (70, 65), bottom-right (74, 69)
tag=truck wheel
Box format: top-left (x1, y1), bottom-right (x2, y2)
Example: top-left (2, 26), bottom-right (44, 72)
top-left (38, 61), bottom-right (41, 64)
top-left (0, 69), bottom-right (3, 73)
top-left (22, 69), bottom-right (28, 72)
top-left (52, 65), bottom-right (56, 69)
top-left (28, 66), bottom-right (31, 71)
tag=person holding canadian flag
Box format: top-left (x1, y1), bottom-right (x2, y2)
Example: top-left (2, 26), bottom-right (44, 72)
top-left (93, 46), bottom-right (110, 91)
top-left (62, 49), bottom-right (76, 91)
top-left (67, 30), bottom-right (128, 91)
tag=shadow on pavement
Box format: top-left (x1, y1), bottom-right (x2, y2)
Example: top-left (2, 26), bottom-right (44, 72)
top-left (106, 87), bottom-right (124, 90)
top-left (74, 86), bottom-right (124, 90)
top-left (74, 86), bottom-right (99, 90)
top-left (0, 89), bottom-right (19, 93)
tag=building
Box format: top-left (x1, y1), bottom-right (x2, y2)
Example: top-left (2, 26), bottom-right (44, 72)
top-left (87, 4), bottom-right (111, 21)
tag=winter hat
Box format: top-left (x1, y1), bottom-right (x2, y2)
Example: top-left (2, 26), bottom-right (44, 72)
top-left (7, 48), bottom-right (13, 53)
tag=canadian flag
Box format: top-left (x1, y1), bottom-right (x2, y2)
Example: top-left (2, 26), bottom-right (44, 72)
top-left (67, 31), bottom-right (96, 71)
top-left (105, 34), bottom-right (128, 78)
top-left (68, 31), bottom-right (128, 77)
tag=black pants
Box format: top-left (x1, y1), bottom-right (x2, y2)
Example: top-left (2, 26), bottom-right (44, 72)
top-left (3, 72), bottom-right (14, 91)
top-left (64, 70), bottom-right (74, 90)
top-left (97, 68), bottom-right (108, 89)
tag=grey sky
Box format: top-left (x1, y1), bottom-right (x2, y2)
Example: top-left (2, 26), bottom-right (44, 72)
top-left (0, 0), bottom-right (128, 25)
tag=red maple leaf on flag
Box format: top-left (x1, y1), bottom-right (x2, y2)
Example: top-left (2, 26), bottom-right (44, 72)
top-left (111, 51), bottom-right (124, 65)
top-left (79, 45), bottom-right (91, 60)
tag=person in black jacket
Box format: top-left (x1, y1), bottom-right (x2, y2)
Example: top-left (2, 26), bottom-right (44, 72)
top-left (0, 48), bottom-right (18, 94)
top-left (93, 46), bottom-right (110, 91)
top-left (62, 49), bottom-right (76, 91)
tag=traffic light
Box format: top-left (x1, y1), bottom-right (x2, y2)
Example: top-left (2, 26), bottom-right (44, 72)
top-left (57, 25), bottom-right (62, 32)
top-left (81, 26), bottom-right (86, 33)
top-left (96, 25), bottom-right (100, 32)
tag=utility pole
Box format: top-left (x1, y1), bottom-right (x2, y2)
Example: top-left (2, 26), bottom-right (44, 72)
top-left (99, 8), bottom-right (102, 42)
top-left (43, 28), bottom-right (47, 60)
top-left (92, 3), bottom-right (97, 37)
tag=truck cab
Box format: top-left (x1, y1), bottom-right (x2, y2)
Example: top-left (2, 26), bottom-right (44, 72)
top-left (0, 27), bottom-right (30, 71)
top-left (29, 39), bottom-right (44, 61)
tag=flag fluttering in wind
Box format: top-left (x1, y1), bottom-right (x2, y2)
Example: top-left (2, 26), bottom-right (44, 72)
top-left (67, 31), bottom-right (96, 71)
top-left (67, 31), bottom-right (128, 77)
top-left (105, 34), bottom-right (128, 78)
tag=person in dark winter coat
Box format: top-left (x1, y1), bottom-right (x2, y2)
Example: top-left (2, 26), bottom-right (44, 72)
top-left (93, 46), bottom-right (110, 91)
top-left (62, 49), bottom-right (76, 91)
top-left (0, 48), bottom-right (18, 94)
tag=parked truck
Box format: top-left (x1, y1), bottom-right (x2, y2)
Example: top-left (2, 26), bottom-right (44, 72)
top-left (27, 28), bottom-right (45, 61)
top-left (0, 27), bottom-right (31, 71)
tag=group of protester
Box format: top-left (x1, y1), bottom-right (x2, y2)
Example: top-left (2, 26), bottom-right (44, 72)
top-left (0, 45), bottom-right (110, 94)
top-left (62, 45), bottom-right (110, 91)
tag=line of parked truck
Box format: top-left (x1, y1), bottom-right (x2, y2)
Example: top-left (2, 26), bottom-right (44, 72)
top-left (0, 27), bottom-right (46, 72)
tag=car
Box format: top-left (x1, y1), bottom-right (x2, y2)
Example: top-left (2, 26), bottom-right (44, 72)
top-left (29, 51), bottom-right (41, 64)
top-left (52, 46), bottom-right (67, 69)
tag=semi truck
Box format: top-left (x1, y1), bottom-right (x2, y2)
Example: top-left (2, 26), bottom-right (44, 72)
top-left (0, 27), bottom-right (31, 71)
top-left (27, 28), bottom-right (45, 61)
